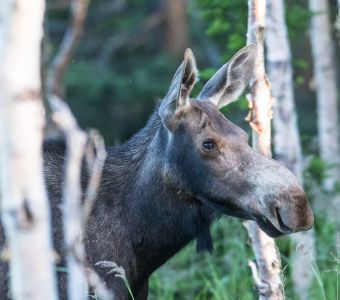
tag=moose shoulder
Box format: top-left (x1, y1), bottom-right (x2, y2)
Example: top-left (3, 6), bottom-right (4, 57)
top-left (0, 45), bottom-right (313, 300)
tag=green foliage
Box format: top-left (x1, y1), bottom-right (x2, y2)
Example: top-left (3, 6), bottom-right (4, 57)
top-left (149, 217), bottom-right (256, 300)
top-left (148, 215), bottom-right (339, 300)
top-left (65, 54), bottom-right (176, 144)
top-left (285, 0), bottom-right (311, 40)
top-left (193, 0), bottom-right (311, 56)
top-left (194, 0), bottom-right (247, 58)
top-left (304, 156), bottom-right (340, 189)
top-left (306, 156), bottom-right (328, 184)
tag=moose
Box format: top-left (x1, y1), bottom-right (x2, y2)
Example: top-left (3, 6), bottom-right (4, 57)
top-left (0, 44), bottom-right (313, 299)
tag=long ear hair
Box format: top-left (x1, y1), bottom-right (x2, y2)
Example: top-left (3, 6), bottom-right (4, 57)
top-left (159, 49), bottom-right (198, 131)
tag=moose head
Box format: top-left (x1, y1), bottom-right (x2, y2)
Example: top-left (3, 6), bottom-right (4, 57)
top-left (158, 44), bottom-right (313, 237)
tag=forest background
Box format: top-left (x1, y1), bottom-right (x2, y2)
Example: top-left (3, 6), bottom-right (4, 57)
top-left (44, 0), bottom-right (340, 299)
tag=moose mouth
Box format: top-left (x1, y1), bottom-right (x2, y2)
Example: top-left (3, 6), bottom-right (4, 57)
top-left (252, 213), bottom-right (289, 238)
top-left (196, 195), bottom-right (290, 238)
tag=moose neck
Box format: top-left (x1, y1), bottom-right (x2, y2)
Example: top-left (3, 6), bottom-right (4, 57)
top-left (106, 109), bottom-right (216, 278)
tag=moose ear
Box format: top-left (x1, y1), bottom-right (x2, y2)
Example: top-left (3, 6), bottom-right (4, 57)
top-left (197, 44), bottom-right (257, 109)
top-left (159, 48), bottom-right (198, 130)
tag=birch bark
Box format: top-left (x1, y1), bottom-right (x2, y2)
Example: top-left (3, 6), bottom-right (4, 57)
top-left (0, 0), bottom-right (57, 299)
top-left (244, 0), bottom-right (284, 299)
top-left (50, 96), bottom-right (88, 300)
top-left (309, 0), bottom-right (340, 191)
top-left (265, 1), bottom-right (316, 299)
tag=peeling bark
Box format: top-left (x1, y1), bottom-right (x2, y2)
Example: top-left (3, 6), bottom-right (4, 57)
top-left (0, 1), bottom-right (58, 299)
top-left (245, 0), bottom-right (284, 299)
top-left (265, 1), bottom-right (316, 299)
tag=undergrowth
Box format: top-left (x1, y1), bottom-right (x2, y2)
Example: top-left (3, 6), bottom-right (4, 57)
top-left (148, 215), bottom-right (339, 300)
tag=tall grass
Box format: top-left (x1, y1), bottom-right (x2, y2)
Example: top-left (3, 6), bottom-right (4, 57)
top-left (148, 216), bottom-right (338, 300)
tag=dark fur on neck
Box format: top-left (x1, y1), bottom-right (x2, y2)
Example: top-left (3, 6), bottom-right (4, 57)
top-left (40, 106), bottom-right (218, 299)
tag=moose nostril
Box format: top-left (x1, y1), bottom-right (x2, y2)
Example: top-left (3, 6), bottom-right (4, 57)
top-left (292, 192), bottom-right (314, 228)
top-left (275, 207), bottom-right (292, 233)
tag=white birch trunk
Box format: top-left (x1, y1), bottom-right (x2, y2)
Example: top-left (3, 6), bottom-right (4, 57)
top-left (63, 133), bottom-right (88, 300)
top-left (309, 0), bottom-right (340, 191)
top-left (0, 1), bottom-right (58, 299)
top-left (50, 97), bottom-right (112, 300)
top-left (245, 0), bottom-right (284, 299)
top-left (265, 1), bottom-right (316, 299)
top-left (50, 97), bottom-right (88, 300)
top-left (265, 0), bottom-right (303, 182)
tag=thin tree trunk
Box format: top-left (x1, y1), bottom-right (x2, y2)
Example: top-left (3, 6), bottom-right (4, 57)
top-left (44, 0), bottom-right (89, 139)
top-left (309, 0), bottom-right (340, 191)
top-left (265, 1), bottom-right (316, 299)
top-left (0, 1), bottom-right (58, 299)
top-left (164, 0), bottom-right (188, 57)
top-left (47, 0), bottom-right (90, 98)
top-left (46, 0), bottom-right (113, 297)
top-left (265, 0), bottom-right (303, 181)
top-left (50, 97), bottom-right (111, 300)
top-left (49, 98), bottom-right (112, 300)
top-left (51, 96), bottom-right (88, 300)
top-left (244, 0), bottom-right (284, 299)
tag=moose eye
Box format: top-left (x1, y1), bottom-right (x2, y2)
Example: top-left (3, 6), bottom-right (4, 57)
top-left (202, 140), bottom-right (216, 151)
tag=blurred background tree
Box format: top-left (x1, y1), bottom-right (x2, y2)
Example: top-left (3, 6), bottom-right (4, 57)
top-left (45, 0), bottom-right (340, 299)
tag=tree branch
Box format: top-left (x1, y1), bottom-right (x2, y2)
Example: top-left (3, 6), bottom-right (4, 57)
top-left (47, 0), bottom-right (90, 97)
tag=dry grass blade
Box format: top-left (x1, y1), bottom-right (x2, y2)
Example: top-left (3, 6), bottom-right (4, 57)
top-left (96, 261), bottom-right (135, 299)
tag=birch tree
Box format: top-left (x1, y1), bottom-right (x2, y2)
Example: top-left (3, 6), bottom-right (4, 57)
top-left (309, 0), bottom-right (340, 191)
top-left (265, 0), bottom-right (302, 181)
top-left (265, 1), bottom-right (315, 299)
top-left (46, 1), bottom-right (112, 299)
top-left (0, 0), bottom-right (57, 299)
top-left (50, 97), bottom-right (110, 300)
top-left (244, 0), bottom-right (284, 299)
